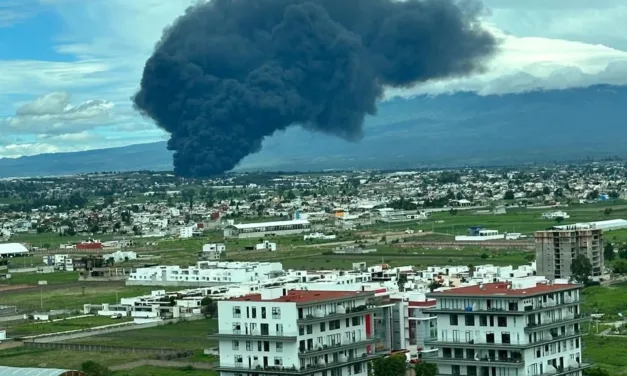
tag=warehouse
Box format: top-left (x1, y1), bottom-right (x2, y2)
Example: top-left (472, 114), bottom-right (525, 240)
top-left (223, 219), bottom-right (310, 239)
top-left (0, 365), bottom-right (85, 375)
top-left (0, 243), bottom-right (29, 258)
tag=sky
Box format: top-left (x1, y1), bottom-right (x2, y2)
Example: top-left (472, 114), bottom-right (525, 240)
top-left (1, 0), bottom-right (627, 158)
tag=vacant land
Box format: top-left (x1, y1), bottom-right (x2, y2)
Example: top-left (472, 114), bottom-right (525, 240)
top-left (113, 366), bottom-right (217, 376)
top-left (0, 283), bottom-right (159, 312)
top-left (0, 347), bottom-right (143, 370)
top-left (584, 335), bottom-right (627, 375)
top-left (5, 315), bottom-right (133, 337)
top-left (582, 283), bottom-right (627, 318)
top-left (65, 319), bottom-right (218, 351)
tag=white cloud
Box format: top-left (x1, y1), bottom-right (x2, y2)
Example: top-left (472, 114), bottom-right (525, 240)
top-left (1, 92), bottom-right (118, 135)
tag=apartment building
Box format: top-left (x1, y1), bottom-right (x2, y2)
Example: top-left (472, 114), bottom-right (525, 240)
top-left (425, 278), bottom-right (590, 376)
top-left (391, 298), bottom-right (438, 359)
top-left (535, 228), bottom-right (603, 279)
top-left (210, 288), bottom-right (383, 376)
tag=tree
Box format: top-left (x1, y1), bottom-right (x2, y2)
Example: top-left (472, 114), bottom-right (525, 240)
top-left (604, 242), bottom-right (615, 262)
top-left (81, 361), bottom-right (112, 376)
top-left (428, 280), bottom-right (443, 292)
top-left (415, 362), bottom-right (438, 376)
top-left (604, 208), bottom-right (613, 216)
top-left (467, 264), bottom-right (475, 278)
top-left (372, 354), bottom-right (407, 376)
top-left (571, 254), bottom-right (592, 284)
top-left (503, 190), bottom-right (514, 200)
top-left (555, 216), bottom-right (565, 224)
top-left (612, 259), bottom-right (627, 274)
top-left (397, 273), bottom-right (408, 292)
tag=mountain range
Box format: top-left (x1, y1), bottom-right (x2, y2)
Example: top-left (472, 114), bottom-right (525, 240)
top-left (1, 84), bottom-right (626, 178)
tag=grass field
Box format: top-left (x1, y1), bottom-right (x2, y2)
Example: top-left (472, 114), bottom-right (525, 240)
top-left (584, 335), bottom-right (627, 375)
top-left (65, 319), bottom-right (218, 351)
top-left (0, 347), bottom-right (143, 370)
top-left (4, 271), bottom-right (79, 285)
top-left (5, 315), bottom-right (133, 337)
top-left (0, 284), bottom-right (160, 311)
top-left (113, 366), bottom-right (217, 376)
top-left (582, 283), bottom-right (627, 318)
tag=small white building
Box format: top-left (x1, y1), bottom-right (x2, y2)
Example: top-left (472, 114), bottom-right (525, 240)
top-left (255, 241), bottom-right (277, 251)
top-left (180, 226), bottom-right (195, 239)
top-left (542, 211), bottom-right (570, 220)
top-left (103, 250), bottom-right (138, 263)
top-left (455, 227), bottom-right (504, 241)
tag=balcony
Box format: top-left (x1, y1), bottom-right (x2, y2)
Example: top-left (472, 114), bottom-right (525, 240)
top-left (208, 330), bottom-right (298, 341)
top-left (425, 331), bottom-right (582, 349)
top-left (434, 354), bottom-right (523, 367)
top-left (426, 299), bottom-right (580, 316)
top-left (216, 354), bottom-right (380, 374)
top-left (525, 314), bottom-right (589, 332)
top-left (298, 305), bottom-right (380, 324)
top-left (299, 338), bottom-right (378, 357)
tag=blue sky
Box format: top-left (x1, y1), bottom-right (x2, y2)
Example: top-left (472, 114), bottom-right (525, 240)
top-left (1, 0), bottom-right (627, 158)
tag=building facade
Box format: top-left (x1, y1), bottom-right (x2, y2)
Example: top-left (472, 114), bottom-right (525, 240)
top-left (535, 228), bottom-right (604, 279)
top-left (211, 288), bottom-right (384, 376)
top-left (425, 279), bottom-right (590, 376)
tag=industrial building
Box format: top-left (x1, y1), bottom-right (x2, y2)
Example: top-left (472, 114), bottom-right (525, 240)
top-left (210, 288), bottom-right (382, 376)
top-left (0, 243), bottom-right (29, 258)
top-left (552, 219), bottom-right (627, 231)
top-left (223, 219), bottom-right (311, 239)
top-left (535, 228), bottom-right (604, 279)
top-left (425, 278), bottom-right (590, 376)
top-left (455, 226), bottom-right (504, 241)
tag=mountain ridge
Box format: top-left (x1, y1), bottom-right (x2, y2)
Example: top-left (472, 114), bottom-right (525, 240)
top-left (1, 84), bottom-right (626, 177)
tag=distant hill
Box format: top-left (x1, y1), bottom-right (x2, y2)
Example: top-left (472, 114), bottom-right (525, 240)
top-left (1, 84), bottom-right (626, 177)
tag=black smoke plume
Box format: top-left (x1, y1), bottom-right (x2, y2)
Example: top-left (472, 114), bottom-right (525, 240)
top-left (134, 0), bottom-right (497, 177)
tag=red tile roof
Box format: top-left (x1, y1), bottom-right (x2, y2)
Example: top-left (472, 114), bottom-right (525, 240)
top-left (230, 290), bottom-right (367, 304)
top-left (430, 282), bottom-right (579, 297)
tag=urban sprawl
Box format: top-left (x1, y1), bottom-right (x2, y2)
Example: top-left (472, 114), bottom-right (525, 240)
top-left (0, 165), bottom-right (626, 376)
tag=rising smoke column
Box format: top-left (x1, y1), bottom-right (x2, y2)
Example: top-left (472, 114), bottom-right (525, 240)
top-left (133, 0), bottom-right (497, 177)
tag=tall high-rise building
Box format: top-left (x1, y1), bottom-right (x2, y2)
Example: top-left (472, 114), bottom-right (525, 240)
top-left (535, 228), bottom-right (604, 279)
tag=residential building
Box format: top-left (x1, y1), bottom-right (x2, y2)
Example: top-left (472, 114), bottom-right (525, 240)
top-left (126, 261), bottom-right (284, 286)
top-left (535, 228), bottom-right (604, 279)
top-left (425, 279), bottom-right (590, 376)
top-left (180, 226), bottom-right (195, 239)
top-left (224, 219), bottom-right (311, 239)
top-left (210, 288), bottom-right (383, 376)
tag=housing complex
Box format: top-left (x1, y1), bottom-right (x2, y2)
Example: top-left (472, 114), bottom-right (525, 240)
top-left (535, 228), bottom-right (604, 279)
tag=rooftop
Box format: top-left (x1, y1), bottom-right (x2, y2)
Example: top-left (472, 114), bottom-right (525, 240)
top-left (230, 290), bottom-right (368, 304)
top-left (428, 282), bottom-right (580, 297)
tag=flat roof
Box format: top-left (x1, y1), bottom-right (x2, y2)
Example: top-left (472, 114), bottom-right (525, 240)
top-left (228, 219), bottom-right (310, 230)
top-left (230, 290), bottom-right (370, 304)
top-left (0, 243), bottom-right (29, 255)
top-left (427, 282), bottom-right (581, 298)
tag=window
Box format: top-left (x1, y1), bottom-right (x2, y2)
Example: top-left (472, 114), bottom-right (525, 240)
top-left (233, 306), bottom-right (241, 318)
top-left (235, 355), bottom-right (243, 363)
top-left (246, 341), bottom-right (251, 351)
top-left (261, 307), bottom-right (267, 319)
top-left (479, 316), bottom-right (487, 326)
top-left (497, 316), bottom-right (507, 327)
top-left (450, 314), bottom-right (459, 326)
top-left (501, 332), bottom-right (511, 344)
top-left (329, 320), bottom-right (341, 330)
top-left (307, 325), bottom-right (313, 334)
top-left (299, 326), bottom-right (304, 335)
top-left (465, 314), bottom-right (475, 326)
top-left (346, 318), bottom-right (350, 327)
top-left (272, 307), bottom-right (281, 319)
top-left (352, 316), bottom-right (360, 326)
top-left (320, 322), bottom-right (326, 332)
top-left (274, 357), bottom-right (283, 366)
top-left (252, 307), bottom-right (257, 319)
top-left (276, 323), bottom-right (283, 334)
top-left (232, 340), bottom-right (239, 350)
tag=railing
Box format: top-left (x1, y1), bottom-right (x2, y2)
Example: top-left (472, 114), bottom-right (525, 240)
top-left (298, 338), bottom-right (375, 355)
top-left (526, 314), bottom-right (588, 330)
top-left (440, 354), bottom-right (523, 364)
top-left (299, 305), bottom-right (374, 322)
top-left (219, 353), bottom-right (377, 374)
top-left (211, 330), bottom-right (298, 337)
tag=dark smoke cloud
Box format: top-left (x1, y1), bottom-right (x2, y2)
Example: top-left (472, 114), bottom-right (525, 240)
top-left (134, 0), bottom-right (497, 177)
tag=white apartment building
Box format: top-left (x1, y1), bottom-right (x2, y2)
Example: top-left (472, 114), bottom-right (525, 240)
top-left (211, 288), bottom-right (382, 376)
top-left (425, 278), bottom-right (590, 376)
top-left (126, 261), bottom-right (283, 287)
top-left (180, 225), bottom-right (195, 239)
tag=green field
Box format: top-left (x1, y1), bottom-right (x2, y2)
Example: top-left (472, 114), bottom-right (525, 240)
top-left (65, 319), bottom-right (218, 351)
top-left (113, 366), bottom-right (217, 376)
top-left (0, 347), bottom-right (143, 370)
top-left (584, 335), bottom-right (627, 375)
top-left (5, 271), bottom-right (79, 285)
top-left (5, 315), bottom-right (133, 337)
top-left (0, 284), bottom-right (160, 311)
